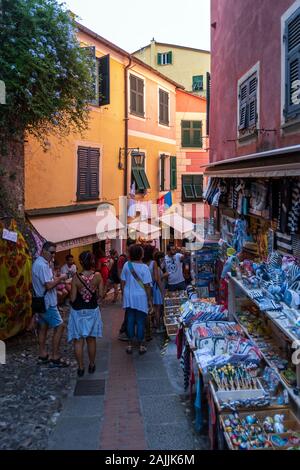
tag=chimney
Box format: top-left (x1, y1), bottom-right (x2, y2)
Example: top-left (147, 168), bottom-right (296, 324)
top-left (150, 38), bottom-right (156, 67)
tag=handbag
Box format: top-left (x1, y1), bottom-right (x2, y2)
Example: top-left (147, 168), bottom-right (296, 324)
top-left (32, 289), bottom-right (46, 314)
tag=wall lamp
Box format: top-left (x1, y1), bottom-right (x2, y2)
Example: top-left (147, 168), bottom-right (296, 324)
top-left (118, 147), bottom-right (141, 170)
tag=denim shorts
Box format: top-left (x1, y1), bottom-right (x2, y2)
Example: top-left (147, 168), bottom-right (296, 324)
top-left (38, 305), bottom-right (63, 328)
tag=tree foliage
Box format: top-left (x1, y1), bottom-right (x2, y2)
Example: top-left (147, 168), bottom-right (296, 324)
top-left (0, 0), bottom-right (95, 144)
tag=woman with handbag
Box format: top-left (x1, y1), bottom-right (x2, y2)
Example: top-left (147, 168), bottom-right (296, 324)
top-left (120, 244), bottom-right (152, 355)
top-left (68, 251), bottom-right (103, 377)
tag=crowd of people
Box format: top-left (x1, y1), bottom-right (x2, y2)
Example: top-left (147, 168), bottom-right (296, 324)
top-left (31, 240), bottom-right (191, 375)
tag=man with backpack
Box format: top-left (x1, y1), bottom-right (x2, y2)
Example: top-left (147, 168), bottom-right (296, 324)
top-left (117, 239), bottom-right (135, 340)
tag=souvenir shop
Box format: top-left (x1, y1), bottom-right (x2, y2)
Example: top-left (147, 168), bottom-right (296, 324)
top-left (169, 163), bottom-right (300, 450)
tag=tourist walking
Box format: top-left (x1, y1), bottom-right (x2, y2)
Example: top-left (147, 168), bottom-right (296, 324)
top-left (118, 238), bottom-right (136, 340)
top-left (32, 241), bottom-right (69, 367)
top-left (121, 244), bottom-right (152, 355)
top-left (153, 251), bottom-right (168, 331)
top-left (165, 244), bottom-right (186, 291)
top-left (108, 249), bottom-right (120, 303)
top-left (68, 251), bottom-right (103, 377)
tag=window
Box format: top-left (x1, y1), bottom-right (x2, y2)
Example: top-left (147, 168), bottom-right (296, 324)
top-left (284, 8), bottom-right (300, 119)
top-left (159, 154), bottom-right (177, 191)
top-left (131, 154), bottom-right (150, 192)
top-left (181, 121), bottom-right (202, 147)
top-left (238, 72), bottom-right (257, 131)
top-left (182, 175), bottom-right (203, 202)
top-left (130, 74), bottom-right (144, 117)
top-left (159, 89), bottom-right (169, 126)
top-left (192, 75), bottom-right (203, 92)
top-left (157, 51), bottom-right (172, 65)
top-left (77, 147), bottom-right (100, 201)
top-left (82, 47), bottom-right (110, 107)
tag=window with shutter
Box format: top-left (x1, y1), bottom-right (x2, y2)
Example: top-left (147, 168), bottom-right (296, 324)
top-left (170, 156), bottom-right (177, 190)
top-left (77, 147), bottom-right (100, 201)
top-left (157, 53), bottom-right (162, 65)
top-left (182, 175), bottom-right (203, 202)
top-left (159, 89), bottom-right (169, 126)
top-left (131, 153), bottom-right (150, 192)
top-left (81, 46), bottom-right (98, 105)
top-left (192, 75), bottom-right (203, 92)
top-left (238, 72), bottom-right (257, 131)
top-left (181, 121), bottom-right (202, 147)
top-left (158, 52), bottom-right (172, 65)
top-left (160, 154), bottom-right (166, 191)
top-left (98, 54), bottom-right (110, 106)
top-left (130, 74), bottom-right (144, 117)
top-left (206, 72), bottom-right (211, 135)
top-left (285, 8), bottom-right (300, 118)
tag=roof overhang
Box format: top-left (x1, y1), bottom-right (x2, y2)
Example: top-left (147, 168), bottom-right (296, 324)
top-left (204, 146), bottom-right (300, 178)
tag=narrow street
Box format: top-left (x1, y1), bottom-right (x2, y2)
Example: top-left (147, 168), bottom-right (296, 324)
top-left (48, 303), bottom-right (209, 450)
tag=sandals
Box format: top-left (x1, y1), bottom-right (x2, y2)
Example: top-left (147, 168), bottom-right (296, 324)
top-left (49, 357), bottom-right (70, 368)
top-left (37, 354), bottom-right (49, 364)
top-left (139, 345), bottom-right (147, 355)
top-left (88, 364), bottom-right (96, 374)
top-left (126, 345), bottom-right (133, 355)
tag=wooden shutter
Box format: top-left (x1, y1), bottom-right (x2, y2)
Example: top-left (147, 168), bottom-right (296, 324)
top-left (98, 54), bottom-right (110, 106)
top-left (82, 46), bottom-right (97, 104)
top-left (193, 175), bottom-right (203, 198)
top-left (130, 75), bottom-right (144, 116)
top-left (77, 147), bottom-right (99, 200)
top-left (206, 72), bottom-right (211, 135)
top-left (248, 75), bottom-right (257, 126)
top-left (130, 75), bottom-right (137, 113)
top-left (170, 156), bottom-right (177, 190)
top-left (285, 10), bottom-right (300, 117)
top-left (181, 120), bottom-right (191, 147)
top-left (239, 81), bottom-right (249, 129)
top-left (77, 147), bottom-right (89, 200)
top-left (182, 175), bottom-right (195, 200)
top-left (137, 77), bottom-right (144, 116)
top-left (160, 154), bottom-right (165, 191)
top-left (167, 51), bottom-right (172, 64)
top-left (157, 53), bottom-right (162, 65)
top-left (89, 148), bottom-right (100, 198)
top-left (159, 89), bottom-right (169, 125)
top-left (192, 121), bottom-right (202, 147)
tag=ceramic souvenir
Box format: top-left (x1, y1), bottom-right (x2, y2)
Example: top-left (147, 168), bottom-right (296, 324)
top-left (246, 415), bottom-right (257, 425)
top-left (271, 434), bottom-right (288, 448)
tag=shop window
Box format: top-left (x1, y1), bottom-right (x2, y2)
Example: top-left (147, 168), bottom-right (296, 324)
top-left (284, 8), bottom-right (300, 119)
top-left (130, 74), bottom-right (144, 117)
top-left (181, 120), bottom-right (203, 148)
top-left (182, 175), bottom-right (203, 202)
top-left (77, 146), bottom-right (100, 201)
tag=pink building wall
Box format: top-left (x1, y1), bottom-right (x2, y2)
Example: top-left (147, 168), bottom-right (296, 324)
top-left (210, 0), bottom-right (298, 164)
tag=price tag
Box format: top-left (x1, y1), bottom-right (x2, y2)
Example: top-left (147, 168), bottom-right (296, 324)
top-left (2, 228), bottom-right (18, 243)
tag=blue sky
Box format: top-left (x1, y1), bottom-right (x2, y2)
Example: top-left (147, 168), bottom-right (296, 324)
top-left (65, 0), bottom-right (211, 53)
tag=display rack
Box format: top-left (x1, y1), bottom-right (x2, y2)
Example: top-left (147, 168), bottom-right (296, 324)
top-left (227, 274), bottom-right (300, 410)
top-left (163, 293), bottom-right (188, 339)
top-left (191, 241), bottom-right (219, 297)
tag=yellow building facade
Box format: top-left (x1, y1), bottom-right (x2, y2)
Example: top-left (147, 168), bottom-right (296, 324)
top-left (133, 41), bottom-right (211, 98)
top-left (25, 25), bottom-right (182, 258)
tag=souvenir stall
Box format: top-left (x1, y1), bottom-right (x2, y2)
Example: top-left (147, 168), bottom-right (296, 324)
top-left (185, 174), bottom-right (300, 448)
top-left (164, 291), bottom-right (188, 339)
top-left (176, 284), bottom-right (300, 450)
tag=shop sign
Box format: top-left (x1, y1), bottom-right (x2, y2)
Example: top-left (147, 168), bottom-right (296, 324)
top-left (56, 235), bottom-right (99, 252)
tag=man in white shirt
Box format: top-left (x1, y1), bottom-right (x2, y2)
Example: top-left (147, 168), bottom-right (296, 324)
top-left (165, 244), bottom-right (186, 291)
top-left (32, 241), bottom-right (69, 367)
top-left (61, 254), bottom-right (77, 279)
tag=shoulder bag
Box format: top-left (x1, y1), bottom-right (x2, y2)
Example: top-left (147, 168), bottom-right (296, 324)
top-left (32, 289), bottom-right (46, 313)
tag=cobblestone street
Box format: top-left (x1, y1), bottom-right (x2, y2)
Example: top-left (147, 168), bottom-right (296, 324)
top-left (0, 302), bottom-right (209, 450)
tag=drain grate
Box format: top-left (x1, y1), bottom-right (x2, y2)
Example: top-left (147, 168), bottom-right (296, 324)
top-left (74, 379), bottom-right (105, 396)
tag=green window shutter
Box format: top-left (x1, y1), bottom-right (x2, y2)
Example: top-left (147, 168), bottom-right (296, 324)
top-left (192, 75), bottom-right (203, 91)
top-left (157, 53), bottom-right (162, 65)
top-left (160, 155), bottom-right (165, 191)
top-left (182, 175), bottom-right (194, 200)
top-left (181, 120), bottom-right (191, 147)
top-left (132, 169), bottom-right (145, 190)
top-left (193, 175), bottom-right (203, 198)
top-left (170, 156), bottom-right (177, 190)
top-left (167, 51), bottom-right (172, 64)
top-left (98, 54), bottom-right (110, 106)
top-left (192, 121), bottom-right (202, 147)
top-left (139, 169), bottom-right (150, 189)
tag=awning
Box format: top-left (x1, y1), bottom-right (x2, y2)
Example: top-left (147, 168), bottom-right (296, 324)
top-left (160, 213), bottom-right (194, 236)
top-left (128, 220), bottom-right (160, 240)
top-left (204, 151), bottom-right (300, 178)
top-left (29, 209), bottom-right (124, 252)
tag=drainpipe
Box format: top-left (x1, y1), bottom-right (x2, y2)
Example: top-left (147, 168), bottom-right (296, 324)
top-left (124, 56), bottom-right (132, 196)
